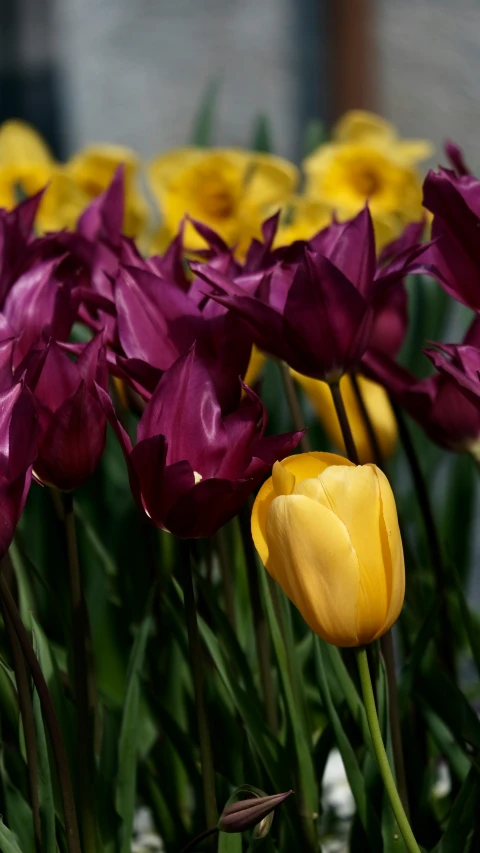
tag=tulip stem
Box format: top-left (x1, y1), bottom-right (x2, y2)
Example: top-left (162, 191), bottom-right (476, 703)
top-left (2, 598), bottom-right (42, 852)
top-left (180, 826), bottom-right (219, 853)
top-left (350, 372), bottom-right (384, 467)
top-left (180, 540), bottom-right (218, 829)
top-left (0, 571), bottom-right (81, 853)
top-left (278, 361), bottom-right (311, 452)
top-left (349, 376), bottom-right (410, 815)
top-left (329, 381), bottom-right (360, 464)
top-left (356, 648), bottom-right (421, 853)
top-left (62, 490), bottom-right (98, 853)
top-left (390, 400), bottom-right (454, 675)
top-left (238, 504), bottom-right (278, 734)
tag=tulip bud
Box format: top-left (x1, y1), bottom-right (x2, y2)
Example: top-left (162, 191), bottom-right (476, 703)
top-left (252, 453), bottom-right (405, 647)
top-left (219, 790), bottom-right (292, 834)
top-left (292, 371), bottom-right (397, 463)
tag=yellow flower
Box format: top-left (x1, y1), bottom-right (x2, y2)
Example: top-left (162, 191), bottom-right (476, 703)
top-left (292, 372), bottom-right (397, 464)
top-left (0, 119), bottom-right (55, 210)
top-left (251, 453), bottom-right (405, 647)
top-left (67, 144), bottom-right (149, 237)
top-left (333, 110), bottom-right (434, 164)
top-left (244, 346), bottom-right (266, 388)
top-left (147, 147), bottom-right (298, 253)
top-left (302, 111), bottom-right (433, 235)
top-left (271, 196), bottom-right (331, 247)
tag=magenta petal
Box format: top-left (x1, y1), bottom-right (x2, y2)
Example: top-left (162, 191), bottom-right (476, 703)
top-left (138, 347), bottom-right (227, 476)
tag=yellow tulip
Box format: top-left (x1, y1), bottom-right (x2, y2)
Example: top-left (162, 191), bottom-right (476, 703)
top-left (147, 147), bottom-right (298, 254)
top-left (67, 143), bottom-right (149, 237)
top-left (251, 453), bottom-right (405, 647)
top-left (293, 372), bottom-right (397, 464)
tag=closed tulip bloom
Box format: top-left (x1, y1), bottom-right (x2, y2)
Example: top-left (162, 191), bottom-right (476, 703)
top-left (292, 372), bottom-right (397, 463)
top-left (251, 453), bottom-right (405, 647)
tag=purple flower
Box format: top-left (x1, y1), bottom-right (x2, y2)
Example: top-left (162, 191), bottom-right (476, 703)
top-left (98, 345), bottom-right (303, 537)
top-left (423, 167), bottom-right (480, 311)
top-left (22, 334), bottom-right (108, 491)
top-left (364, 319), bottom-right (480, 455)
top-left (0, 375), bottom-right (38, 556)
top-left (194, 207), bottom-right (427, 382)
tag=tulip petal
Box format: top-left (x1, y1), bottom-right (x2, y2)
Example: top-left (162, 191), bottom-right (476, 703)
top-left (314, 464), bottom-right (388, 643)
top-left (265, 494), bottom-right (360, 646)
top-left (372, 465), bottom-right (405, 635)
top-left (251, 452), bottom-right (354, 566)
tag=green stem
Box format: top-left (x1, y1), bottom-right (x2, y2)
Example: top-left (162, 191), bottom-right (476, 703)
top-left (2, 602), bottom-right (42, 851)
top-left (350, 372), bottom-right (384, 467)
top-left (0, 572), bottom-right (81, 853)
top-left (62, 491), bottom-right (98, 853)
top-left (180, 541), bottom-right (218, 829)
top-left (329, 381), bottom-right (360, 464)
top-left (390, 400), bottom-right (454, 675)
top-left (180, 826), bottom-right (219, 853)
top-left (278, 362), bottom-right (311, 453)
top-left (348, 376), bottom-right (410, 815)
top-left (356, 648), bottom-right (420, 853)
top-left (238, 504), bottom-right (278, 734)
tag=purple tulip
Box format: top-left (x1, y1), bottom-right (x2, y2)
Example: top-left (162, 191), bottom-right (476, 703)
top-left (194, 207), bottom-right (427, 382)
top-left (21, 334), bottom-right (108, 491)
top-left (98, 345), bottom-right (303, 537)
top-left (423, 167), bottom-right (480, 311)
top-left (364, 319), bottom-right (480, 455)
top-left (0, 375), bottom-right (38, 557)
top-left (444, 141), bottom-right (471, 178)
top-left (111, 262), bottom-right (252, 399)
top-left (219, 790), bottom-right (293, 834)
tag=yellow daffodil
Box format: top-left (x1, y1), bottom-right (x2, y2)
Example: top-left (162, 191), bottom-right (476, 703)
top-left (251, 453), bottom-right (405, 647)
top-left (333, 110), bottom-right (434, 164)
top-left (67, 143), bottom-right (149, 237)
top-left (271, 196), bottom-right (331, 247)
top-left (302, 110), bottom-right (433, 240)
top-left (147, 147), bottom-right (298, 254)
top-left (0, 119), bottom-right (55, 209)
top-left (292, 372), bottom-right (397, 463)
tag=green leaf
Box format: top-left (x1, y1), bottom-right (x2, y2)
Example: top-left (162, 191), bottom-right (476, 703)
top-left (0, 656), bottom-right (19, 730)
top-left (190, 80), bottom-right (219, 146)
top-left (417, 653), bottom-right (480, 751)
top-left (442, 454), bottom-right (476, 583)
top-left (219, 831), bottom-right (242, 852)
top-left (31, 627), bottom-right (58, 853)
top-left (258, 572), bottom-right (318, 832)
top-left (29, 616), bottom-right (75, 773)
top-left (435, 767), bottom-right (478, 852)
top-left (0, 819), bottom-right (25, 853)
top-left (313, 637), bottom-right (381, 850)
top-left (115, 612), bottom-right (153, 853)
top-left (251, 115), bottom-right (273, 153)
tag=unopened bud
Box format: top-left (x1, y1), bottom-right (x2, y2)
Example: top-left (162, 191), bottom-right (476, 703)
top-left (219, 790), bottom-right (293, 834)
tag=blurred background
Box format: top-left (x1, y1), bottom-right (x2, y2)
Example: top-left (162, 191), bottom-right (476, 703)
top-left (1, 0), bottom-right (476, 165)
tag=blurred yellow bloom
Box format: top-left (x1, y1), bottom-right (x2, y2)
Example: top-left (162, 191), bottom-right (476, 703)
top-left (292, 372), bottom-right (397, 464)
top-left (251, 452), bottom-right (405, 646)
top-left (303, 110), bottom-right (432, 238)
top-left (333, 110), bottom-right (434, 164)
top-left (67, 144), bottom-right (149, 237)
top-left (271, 196), bottom-right (331, 247)
top-left (0, 119), bottom-right (54, 210)
top-left (244, 346), bottom-right (266, 388)
top-left (147, 147), bottom-right (298, 253)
